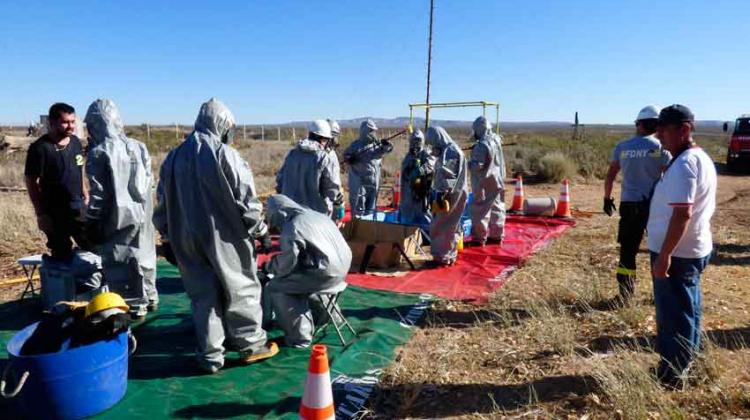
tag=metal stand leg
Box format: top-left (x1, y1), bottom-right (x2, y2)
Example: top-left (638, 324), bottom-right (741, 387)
top-left (359, 244), bottom-right (376, 274)
top-left (393, 243), bottom-right (416, 270)
top-left (20, 266), bottom-right (38, 300)
top-left (313, 292), bottom-right (357, 346)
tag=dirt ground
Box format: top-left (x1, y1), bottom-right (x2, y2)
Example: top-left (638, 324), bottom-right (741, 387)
top-left (367, 167), bottom-right (750, 419)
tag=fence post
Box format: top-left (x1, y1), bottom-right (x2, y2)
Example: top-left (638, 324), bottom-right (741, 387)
top-left (277, 127), bottom-right (281, 142)
top-left (146, 124), bottom-right (151, 142)
top-left (261, 125), bottom-right (265, 141)
top-left (243, 124), bottom-right (247, 142)
top-left (292, 127), bottom-right (296, 141)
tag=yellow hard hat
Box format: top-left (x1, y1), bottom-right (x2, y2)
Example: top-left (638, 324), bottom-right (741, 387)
top-left (85, 292), bottom-right (129, 318)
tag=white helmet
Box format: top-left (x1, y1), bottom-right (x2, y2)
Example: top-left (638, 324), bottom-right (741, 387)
top-left (327, 119), bottom-right (340, 137)
top-left (635, 105), bottom-right (659, 122)
top-left (308, 119), bottom-right (332, 139)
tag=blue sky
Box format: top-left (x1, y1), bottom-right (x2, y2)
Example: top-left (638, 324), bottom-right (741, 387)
top-left (1, 0), bottom-right (748, 124)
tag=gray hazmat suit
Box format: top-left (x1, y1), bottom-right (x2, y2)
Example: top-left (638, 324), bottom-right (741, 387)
top-left (152, 98), bottom-right (268, 372)
top-left (84, 99), bottom-right (157, 316)
top-left (343, 120), bottom-right (394, 217)
top-left (399, 130), bottom-right (435, 226)
top-left (468, 116), bottom-right (506, 243)
top-left (426, 127), bottom-right (468, 264)
top-left (275, 138), bottom-right (343, 217)
top-left (263, 195), bottom-right (352, 347)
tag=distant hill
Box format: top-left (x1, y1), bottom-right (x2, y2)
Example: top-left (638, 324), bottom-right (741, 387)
top-left (283, 117), bottom-right (572, 129)
top-left (282, 117), bottom-right (727, 131)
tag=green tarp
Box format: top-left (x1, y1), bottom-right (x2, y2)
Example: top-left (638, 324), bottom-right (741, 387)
top-left (0, 261), bottom-right (430, 419)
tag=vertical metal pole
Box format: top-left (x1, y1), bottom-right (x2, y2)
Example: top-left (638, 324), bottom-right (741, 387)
top-left (495, 105), bottom-right (500, 135)
top-left (146, 124), bottom-right (151, 142)
top-left (243, 124), bottom-right (247, 142)
top-left (424, 0), bottom-right (435, 132)
top-left (292, 127), bottom-right (296, 141)
top-left (277, 127), bottom-right (281, 142)
top-left (261, 125), bottom-right (265, 141)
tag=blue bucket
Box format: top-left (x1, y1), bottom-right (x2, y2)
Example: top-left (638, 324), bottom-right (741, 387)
top-left (2, 322), bottom-right (131, 420)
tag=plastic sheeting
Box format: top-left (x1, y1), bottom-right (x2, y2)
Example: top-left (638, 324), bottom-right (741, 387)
top-left (346, 215), bottom-right (575, 303)
top-left (0, 262), bottom-right (429, 419)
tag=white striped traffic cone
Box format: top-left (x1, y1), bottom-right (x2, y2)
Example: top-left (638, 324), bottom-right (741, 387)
top-left (299, 344), bottom-right (335, 420)
top-left (509, 175), bottom-right (524, 213)
top-left (554, 179), bottom-right (573, 218)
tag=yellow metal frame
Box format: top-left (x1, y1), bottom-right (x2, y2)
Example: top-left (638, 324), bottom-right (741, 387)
top-left (408, 101), bottom-right (500, 134)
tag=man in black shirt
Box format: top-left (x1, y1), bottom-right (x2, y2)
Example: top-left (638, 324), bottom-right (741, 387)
top-left (25, 103), bottom-right (89, 261)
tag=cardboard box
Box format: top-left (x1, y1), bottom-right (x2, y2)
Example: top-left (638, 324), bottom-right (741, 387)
top-left (341, 219), bottom-right (423, 270)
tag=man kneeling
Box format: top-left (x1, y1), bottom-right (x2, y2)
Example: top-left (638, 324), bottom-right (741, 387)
top-left (261, 194), bottom-right (353, 348)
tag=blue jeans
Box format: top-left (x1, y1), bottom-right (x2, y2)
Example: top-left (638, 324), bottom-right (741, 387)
top-left (650, 251), bottom-right (710, 381)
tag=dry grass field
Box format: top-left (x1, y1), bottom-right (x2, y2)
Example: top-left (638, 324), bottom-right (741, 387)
top-left (368, 173), bottom-right (750, 418)
top-left (1, 125), bottom-right (748, 418)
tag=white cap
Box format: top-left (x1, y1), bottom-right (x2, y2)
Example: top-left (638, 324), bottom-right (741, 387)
top-left (635, 105), bottom-right (659, 122)
top-left (327, 119), bottom-right (340, 136)
top-left (308, 119), bottom-right (332, 139)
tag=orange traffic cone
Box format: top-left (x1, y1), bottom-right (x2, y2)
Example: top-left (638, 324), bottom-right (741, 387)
top-left (393, 171), bottom-right (401, 208)
top-left (300, 345), bottom-right (335, 420)
top-left (554, 179), bottom-right (573, 218)
top-left (509, 176), bottom-right (524, 213)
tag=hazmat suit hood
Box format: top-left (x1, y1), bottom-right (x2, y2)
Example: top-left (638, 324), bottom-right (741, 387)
top-left (267, 194), bottom-right (306, 230)
top-left (194, 98), bottom-right (236, 143)
top-left (84, 98), bottom-right (149, 204)
top-left (85, 99), bottom-right (126, 148)
top-left (358, 119), bottom-right (378, 143)
top-left (426, 126), bottom-right (454, 153)
top-left (473, 116), bottom-right (491, 140)
top-left (409, 129), bottom-right (425, 152)
top-left (296, 138), bottom-right (325, 154)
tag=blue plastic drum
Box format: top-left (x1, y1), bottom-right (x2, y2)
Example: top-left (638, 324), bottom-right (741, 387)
top-left (2, 322), bottom-right (131, 420)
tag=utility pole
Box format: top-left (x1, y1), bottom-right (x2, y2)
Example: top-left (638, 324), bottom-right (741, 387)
top-left (424, 0), bottom-right (435, 132)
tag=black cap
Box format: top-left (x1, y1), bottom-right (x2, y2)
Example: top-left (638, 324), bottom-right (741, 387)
top-left (658, 104), bottom-right (695, 126)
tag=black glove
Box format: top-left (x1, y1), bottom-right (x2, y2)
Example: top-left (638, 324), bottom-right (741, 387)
top-left (603, 198), bottom-right (617, 217)
top-left (258, 234), bottom-right (273, 253)
top-left (159, 242), bottom-right (178, 266)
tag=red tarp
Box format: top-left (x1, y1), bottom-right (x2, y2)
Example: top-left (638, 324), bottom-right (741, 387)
top-left (345, 215), bottom-right (575, 304)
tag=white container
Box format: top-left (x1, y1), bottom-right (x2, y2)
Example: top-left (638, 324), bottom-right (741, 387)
top-left (523, 197), bottom-right (557, 217)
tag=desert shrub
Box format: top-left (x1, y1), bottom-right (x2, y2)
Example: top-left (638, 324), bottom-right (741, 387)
top-left (537, 152), bottom-right (577, 183)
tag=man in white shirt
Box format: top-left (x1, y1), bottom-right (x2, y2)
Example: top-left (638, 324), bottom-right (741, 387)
top-left (647, 104), bottom-right (717, 388)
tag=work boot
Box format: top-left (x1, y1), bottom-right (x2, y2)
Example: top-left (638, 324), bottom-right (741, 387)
top-left (467, 239), bottom-right (486, 247)
top-left (130, 307), bottom-right (148, 322)
top-left (486, 237), bottom-right (504, 245)
top-left (239, 342), bottom-right (279, 365)
top-left (423, 260), bottom-right (448, 269)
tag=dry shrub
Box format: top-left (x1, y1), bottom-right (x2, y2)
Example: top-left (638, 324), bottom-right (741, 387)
top-left (583, 350), bottom-right (684, 419)
top-left (0, 193), bottom-right (45, 261)
top-left (537, 152), bottom-right (578, 183)
top-left (0, 154), bottom-right (27, 189)
top-left (525, 304), bottom-right (579, 356)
